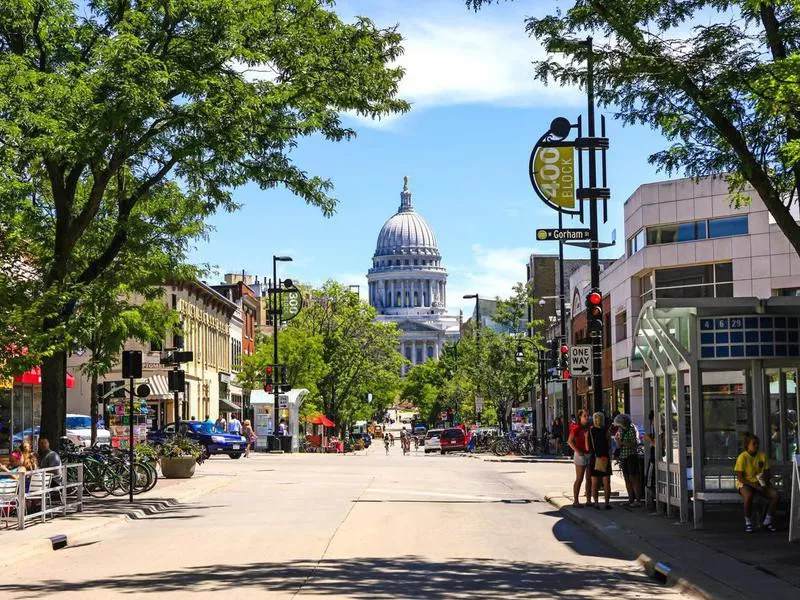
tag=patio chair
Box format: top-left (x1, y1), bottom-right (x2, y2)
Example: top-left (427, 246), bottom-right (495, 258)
top-left (0, 478), bottom-right (20, 528)
top-left (26, 471), bottom-right (53, 523)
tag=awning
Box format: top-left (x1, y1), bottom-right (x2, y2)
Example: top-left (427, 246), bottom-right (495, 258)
top-left (145, 374), bottom-right (171, 398)
top-left (218, 396), bottom-right (242, 413)
top-left (306, 413), bottom-right (335, 427)
top-left (13, 366), bottom-right (75, 388)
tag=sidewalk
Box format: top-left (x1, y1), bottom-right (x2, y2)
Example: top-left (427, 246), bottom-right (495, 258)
top-left (546, 479), bottom-right (800, 599)
top-left (0, 464), bottom-right (235, 568)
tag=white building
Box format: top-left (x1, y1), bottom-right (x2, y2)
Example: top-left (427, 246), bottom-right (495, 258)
top-left (367, 177), bottom-right (460, 372)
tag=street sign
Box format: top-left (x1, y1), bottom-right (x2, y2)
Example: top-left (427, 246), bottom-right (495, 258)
top-left (280, 286), bottom-right (303, 321)
top-left (475, 394), bottom-right (484, 413)
top-left (569, 345), bottom-right (593, 377)
top-left (530, 145), bottom-right (576, 212)
top-left (536, 228), bottom-right (591, 242)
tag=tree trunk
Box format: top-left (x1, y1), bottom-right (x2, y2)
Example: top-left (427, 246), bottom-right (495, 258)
top-left (90, 372), bottom-right (98, 446)
top-left (40, 350), bottom-right (67, 447)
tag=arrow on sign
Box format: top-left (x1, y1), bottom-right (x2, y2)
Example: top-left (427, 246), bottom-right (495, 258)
top-left (572, 365), bottom-right (591, 375)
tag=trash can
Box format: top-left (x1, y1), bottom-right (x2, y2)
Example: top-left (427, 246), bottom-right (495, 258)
top-left (280, 435), bottom-right (293, 453)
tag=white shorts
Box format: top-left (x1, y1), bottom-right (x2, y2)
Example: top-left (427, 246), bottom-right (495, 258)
top-left (574, 453), bottom-right (590, 467)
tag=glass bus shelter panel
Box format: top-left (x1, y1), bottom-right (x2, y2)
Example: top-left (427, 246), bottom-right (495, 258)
top-left (766, 368), bottom-right (799, 463)
top-left (701, 370), bottom-right (751, 491)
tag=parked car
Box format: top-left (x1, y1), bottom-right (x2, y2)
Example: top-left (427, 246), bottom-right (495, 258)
top-left (440, 428), bottom-right (467, 453)
top-left (424, 429), bottom-right (443, 454)
top-left (147, 421), bottom-right (247, 458)
top-left (66, 414), bottom-right (111, 447)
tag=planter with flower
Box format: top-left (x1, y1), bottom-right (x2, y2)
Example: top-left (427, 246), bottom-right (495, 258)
top-left (157, 437), bottom-right (202, 479)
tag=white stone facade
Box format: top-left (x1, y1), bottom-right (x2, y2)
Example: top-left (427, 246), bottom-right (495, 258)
top-left (367, 178), bottom-right (460, 373)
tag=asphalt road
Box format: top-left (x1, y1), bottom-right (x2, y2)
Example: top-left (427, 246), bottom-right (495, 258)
top-left (2, 446), bottom-right (690, 599)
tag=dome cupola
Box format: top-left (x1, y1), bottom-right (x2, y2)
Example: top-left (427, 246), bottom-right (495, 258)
top-left (375, 176), bottom-right (439, 257)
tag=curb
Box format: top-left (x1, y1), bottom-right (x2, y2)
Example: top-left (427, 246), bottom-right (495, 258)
top-left (545, 493), bottom-right (715, 600)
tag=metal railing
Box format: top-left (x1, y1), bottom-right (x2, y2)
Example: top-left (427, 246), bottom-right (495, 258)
top-left (0, 463), bottom-right (83, 530)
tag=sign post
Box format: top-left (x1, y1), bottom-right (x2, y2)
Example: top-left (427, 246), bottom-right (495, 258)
top-left (569, 345), bottom-right (593, 378)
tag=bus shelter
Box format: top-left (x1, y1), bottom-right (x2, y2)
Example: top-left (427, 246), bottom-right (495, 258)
top-left (631, 298), bottom-right (800, 528)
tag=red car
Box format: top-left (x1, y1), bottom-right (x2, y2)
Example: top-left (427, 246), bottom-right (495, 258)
top-left (440, 428), bottom-right (466, 453)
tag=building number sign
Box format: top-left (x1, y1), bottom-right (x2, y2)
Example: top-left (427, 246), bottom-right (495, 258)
top-left (699, 315), bottom-right (800, 360)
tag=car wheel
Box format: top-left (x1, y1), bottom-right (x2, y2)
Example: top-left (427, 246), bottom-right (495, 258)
top-left (441, 449), bottom-right (446, 455)
top-left (201, 445), bottom-right (211, 460)
top-left (228, 452), bottom-right (243, 459)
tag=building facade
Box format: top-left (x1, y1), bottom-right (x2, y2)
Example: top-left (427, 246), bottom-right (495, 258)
top-left (67, 280), bottom-right (237, 427)
top-left (367, 177), bottom-right (460, 373)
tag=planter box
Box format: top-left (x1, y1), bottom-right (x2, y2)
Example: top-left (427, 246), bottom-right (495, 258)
top-left (159, 456), bottom-right (197, 479)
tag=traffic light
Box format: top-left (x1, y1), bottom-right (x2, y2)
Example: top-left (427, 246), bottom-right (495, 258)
top-left (546, 339), bottom-right (559, 379)
top-left (279, 365), bottom-right (291, 392)
top-left (586, 289), bottom-right (603, 335)
top-left (168, 369), bottom-right (185, 392)
top-left (265, 365), bottom-right (274, 393)
top-left (560, 342), bottom-right (570, 379)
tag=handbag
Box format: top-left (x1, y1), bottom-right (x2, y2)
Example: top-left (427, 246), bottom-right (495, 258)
top-left (589, 427), bottom-right (609, 473)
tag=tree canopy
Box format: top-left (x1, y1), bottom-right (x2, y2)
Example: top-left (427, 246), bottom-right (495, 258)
top-left (241, 281), bottom-right (403, 434)
top-left (0, 0), bottom-right (408, 441)
top-left (468, 0), bottom-right (800, 256)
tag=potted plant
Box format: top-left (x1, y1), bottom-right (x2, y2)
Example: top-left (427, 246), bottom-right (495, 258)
top-left (157, 437), bottom-right (202, 479)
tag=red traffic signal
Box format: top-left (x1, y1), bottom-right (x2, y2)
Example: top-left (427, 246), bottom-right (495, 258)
top-left (562, 369), bottom-right (571, 380)
top-left (560, 344), bottom-right (569, 355)
top-left (587, 291), bottom-right (602, 306)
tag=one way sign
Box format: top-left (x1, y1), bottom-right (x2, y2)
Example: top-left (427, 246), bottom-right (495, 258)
top-left (569, 345), bottom-right (593, 377)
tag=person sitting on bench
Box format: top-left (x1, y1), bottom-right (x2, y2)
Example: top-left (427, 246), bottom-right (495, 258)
top-left (735, 433), bottom-right (779, 533)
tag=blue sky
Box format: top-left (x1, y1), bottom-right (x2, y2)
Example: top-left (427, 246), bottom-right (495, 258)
top-left (191, 0), bottom-right (673, 315)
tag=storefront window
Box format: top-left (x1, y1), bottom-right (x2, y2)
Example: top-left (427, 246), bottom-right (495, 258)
top-left (0, 388), bottom-right (11, 456)
top-left (766, 368), bottom-right (798, 463)
top-left (701, 371), bottom-right (750, 488)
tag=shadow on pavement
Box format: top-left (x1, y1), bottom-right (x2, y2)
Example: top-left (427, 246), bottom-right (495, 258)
top-left (0, 556), bottom-right (669, 598)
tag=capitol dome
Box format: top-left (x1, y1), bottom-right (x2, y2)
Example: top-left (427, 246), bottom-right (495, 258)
top-left (366, 176), bottom-right (460, 374)
top-left (375, 178), bottom-right (438, 256)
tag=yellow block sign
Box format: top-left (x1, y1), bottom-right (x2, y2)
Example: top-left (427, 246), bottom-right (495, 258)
top-left (532, 146), bottom-right (575, 210)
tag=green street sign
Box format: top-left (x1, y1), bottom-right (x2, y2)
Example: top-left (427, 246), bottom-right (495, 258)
top-left (280, 286), bottom-right (303, 321)
top-left (536, 228), bottom-right (591, 241)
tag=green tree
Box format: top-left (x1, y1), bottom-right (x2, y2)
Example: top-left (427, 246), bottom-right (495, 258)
top-left (245, 282), bottom-right (403, 435)
top-left (0, 1), bottom-right (408, 442)
top-left (468, 0), bottom-right (800, 255)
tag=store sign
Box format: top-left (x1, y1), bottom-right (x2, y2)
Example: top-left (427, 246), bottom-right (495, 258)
top-left (699, 316), bottom-right (800, 359)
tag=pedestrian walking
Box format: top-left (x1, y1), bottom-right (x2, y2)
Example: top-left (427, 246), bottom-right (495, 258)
top-left (228, 415), bottom-right (242, 435)
top-left (242, 420), bottom-right (256, 457)
top-left (384, 433), bottom-right (390, 455)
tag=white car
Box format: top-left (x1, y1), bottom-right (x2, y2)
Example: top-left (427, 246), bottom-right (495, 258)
top-left (66, 414), bottom-right (111, 447)
top-left (424, 429), bottom-right (443, 454)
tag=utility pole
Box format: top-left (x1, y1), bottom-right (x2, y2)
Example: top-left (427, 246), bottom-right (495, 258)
top-left (585, 37), bottom-right (604, 413)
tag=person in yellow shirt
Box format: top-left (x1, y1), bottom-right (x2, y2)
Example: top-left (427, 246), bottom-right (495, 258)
top-left (734, 434), bottom-right (779, 533)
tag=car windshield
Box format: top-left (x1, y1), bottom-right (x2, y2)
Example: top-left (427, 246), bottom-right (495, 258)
top-left (66, 416), bottom-right (92, 429)
top-left (426, 430), bottom-right (442, 439)
top-left (194, 422), bottom-right (224, 435)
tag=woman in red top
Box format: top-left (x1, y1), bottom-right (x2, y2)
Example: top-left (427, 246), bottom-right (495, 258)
top-left (567, 410), bottom-right (592, 507)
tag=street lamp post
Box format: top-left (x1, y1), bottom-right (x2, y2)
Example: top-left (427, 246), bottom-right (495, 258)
top-left (271, 255), bottom-right (292, 450)
top-left (463, 294), bottom-right (481, 423)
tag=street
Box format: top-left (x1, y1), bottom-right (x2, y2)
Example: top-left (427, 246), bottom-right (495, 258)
top-left (2, 447), bottom-right (689, 599)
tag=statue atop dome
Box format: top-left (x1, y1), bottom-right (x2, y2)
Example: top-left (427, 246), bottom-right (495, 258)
top-left (399, 175), bottom-right (413, 212)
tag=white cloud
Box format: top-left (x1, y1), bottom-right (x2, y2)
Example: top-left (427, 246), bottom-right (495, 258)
top-left (345, 11), bottom-right (581, 129)
top-left (447, 244), bottom-right (535, 316)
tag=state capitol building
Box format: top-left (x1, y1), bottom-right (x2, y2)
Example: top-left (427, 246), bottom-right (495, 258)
top-left (367, 177), bottom-right (460, 374)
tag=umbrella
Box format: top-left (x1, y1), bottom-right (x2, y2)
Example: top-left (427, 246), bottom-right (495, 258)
top-left (307, 413), bottom-right (335, 428)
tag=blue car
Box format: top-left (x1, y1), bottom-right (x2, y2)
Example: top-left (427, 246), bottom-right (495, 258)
top-left (147, 421), bottom-right (248, 459)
